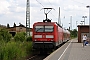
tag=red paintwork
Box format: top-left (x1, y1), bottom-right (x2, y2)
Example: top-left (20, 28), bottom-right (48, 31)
top-left (32, 22), bottom-right (55, 42)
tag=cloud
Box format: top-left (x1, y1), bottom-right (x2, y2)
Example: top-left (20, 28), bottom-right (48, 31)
top-left (0, 0), bottom-right (90, 29)
top-left (16, 7), bottom-right (25, 12)
top-left (0, 0), bottom-right (10, 14)
top-left (0, 0), bottom-right (26, 26)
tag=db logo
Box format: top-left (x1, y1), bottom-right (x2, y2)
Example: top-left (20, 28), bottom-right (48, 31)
top-left (43, 35), bottom-right (45, 38)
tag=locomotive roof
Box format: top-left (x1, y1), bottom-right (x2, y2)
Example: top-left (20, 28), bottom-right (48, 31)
top-left (34, 22), bottom-right (62, 28)
top-left (63, 29), bottom-right (70, 34)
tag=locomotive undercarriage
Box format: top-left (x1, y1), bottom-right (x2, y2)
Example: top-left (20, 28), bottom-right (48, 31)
top-left (33, 42), bottom-right (56, 50)
top-left (32, 42), bottom-right (57, 54)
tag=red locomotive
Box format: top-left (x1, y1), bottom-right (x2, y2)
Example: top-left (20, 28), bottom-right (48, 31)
top-left (32, 8), bottom-right (70, 52)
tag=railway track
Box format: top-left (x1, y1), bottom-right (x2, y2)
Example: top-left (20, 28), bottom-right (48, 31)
top-left (27, 54), bottom-right (48, 60)
top-left (26, 41), bottom-right (67, 60)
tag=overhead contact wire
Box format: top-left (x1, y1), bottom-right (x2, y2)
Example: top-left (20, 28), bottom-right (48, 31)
top-left (36, 0), bottom-right (44, 7)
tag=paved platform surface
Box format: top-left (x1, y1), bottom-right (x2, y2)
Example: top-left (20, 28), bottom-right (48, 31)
top-left (44, 38), bottom-right (90, 60)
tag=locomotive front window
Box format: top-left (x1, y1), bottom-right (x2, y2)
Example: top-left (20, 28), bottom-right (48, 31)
top-left (35, 26), bottom-right (44, 32)
top-left (45, 26), bottom-right (53, 32)
top-left (35, 26), bottom-right (53, 32)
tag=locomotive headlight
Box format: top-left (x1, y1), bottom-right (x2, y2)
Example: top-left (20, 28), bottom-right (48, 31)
top-left (46, 35), bottom-right (54, 38)
top-left (51, 40), bottom-right (53, 41)
top-left (34, 35), bottom-right (42, 38)
top-left (34, 39), bottom-right (37, 41)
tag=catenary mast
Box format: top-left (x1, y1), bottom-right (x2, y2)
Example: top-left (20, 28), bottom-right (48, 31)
top-left (26, 0), bottom-right (30, 37)
top-left (58, 7), bottom-right (61, 25)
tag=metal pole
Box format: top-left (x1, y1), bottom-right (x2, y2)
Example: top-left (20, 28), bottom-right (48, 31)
top-left (69, 23), bottom-right (70, 30)
top-left (82, 16), bottom-right (87, 25)
top-left (70, 16), bottom-right (72, 30)
top-left (26, 0), bottom-right (30, 37)
top-left (76, 21), bottom-right (78, 29)
top-left (58, 7), bottom-right (61, 25)
top-left (89, 7), bottom-right (90, 38)
top-left (84, 18), bottom-right (85, 25)
top-left (81, 21), bottom-right (84, 25)
top-left (76, 21), bottom-right (78, 37)
top-left (86, 6), bottom-right (90, 40)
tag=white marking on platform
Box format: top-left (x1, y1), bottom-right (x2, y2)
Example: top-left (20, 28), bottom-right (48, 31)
top-left (58, 40), bottom-right (72, 60)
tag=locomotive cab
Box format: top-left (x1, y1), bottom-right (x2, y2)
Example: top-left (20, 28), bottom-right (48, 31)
top-left (32, 22), bottom-right (56, 50)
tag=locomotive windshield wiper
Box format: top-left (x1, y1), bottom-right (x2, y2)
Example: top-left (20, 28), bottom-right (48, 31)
top-left (36, 28), bottom-right (43, 32)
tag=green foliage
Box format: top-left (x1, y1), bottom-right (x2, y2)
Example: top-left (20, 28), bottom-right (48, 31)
top-left (0, 29), bottom-right (33, 60)
top-left (0, 28), bottom-right (12, 42)
top-left (0, 41), bottom-right (26, 60)
top-left (70, 29), bottom-right (77, 38)
top-left (14, 32), bottom-right (26, 42)
top-left (0, 41), bottom-right (32, 60)
top-left (26, 36), bottom-right (32, 41)
top-left (25, 42), bottom-right (32, 54)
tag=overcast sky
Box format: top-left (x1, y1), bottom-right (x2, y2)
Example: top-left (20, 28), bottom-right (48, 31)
top-left (0, 0), bottom-right (90, 29)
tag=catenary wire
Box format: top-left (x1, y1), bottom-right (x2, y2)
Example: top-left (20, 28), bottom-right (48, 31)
top-left (36, 0), bottom-right (44, 7)
top-left (36, 0), bottom-right (58, 19)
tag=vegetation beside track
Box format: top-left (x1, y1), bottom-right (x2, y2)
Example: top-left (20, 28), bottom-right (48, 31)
top-left (0, 27), bottom-right (78, 60)
top-left (69, 29), bottom-right (78, 39)
top-left (0, 28), bottom-right (32, 60)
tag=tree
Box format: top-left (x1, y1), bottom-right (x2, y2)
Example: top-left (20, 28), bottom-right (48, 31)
top-left (13, 23), bottom-right (16, 27)
top-left (14, 32), bottom-right (26, 42)
top-left (70, 29), bottom-right (77, 38)
top-left (7, 23), bottom-right (10, 28)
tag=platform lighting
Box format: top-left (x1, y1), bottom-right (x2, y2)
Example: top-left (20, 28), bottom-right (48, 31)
top-left (82, 16), bottom-right (87, 25)
top-left (81, 21), bottom-right (84, 25)
top-left (80, 23), bottom-right (83, 25)
top-left (76, 21), bottom-right (78, 29)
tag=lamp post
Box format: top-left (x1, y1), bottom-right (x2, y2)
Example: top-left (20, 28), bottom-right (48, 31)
top-left (81, 21), bottom-right (84, 25)
top-left (82, 16), bottom-right (87, 25)
top-left (86, 5), bottom-right (90, 39)
top-left (76, 21), bottom-right (78, 37)
top-left (76, 21), bottom-right (78, 29)
top-left (70, 16), bottom-right (72, 30)
top-left (69, 23), bottom-right (70, 30)
top-left (80, 23), bottom-right (83, 25)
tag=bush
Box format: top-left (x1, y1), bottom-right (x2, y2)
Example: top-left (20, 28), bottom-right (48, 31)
top-left (25, 42), bottom-right (32, 54)
top-left (14, 32), bottom-right (26, 42)
top-left (26, 36), bottom-right (32, 41)
top-left (0, 31), bottom-right (33, 60)
top-left (0, 29), bottom-right (12, 42)
top-left (0, 41), bottom-right (26, 60)
top-left (70, 29), bottom-right (77, 38)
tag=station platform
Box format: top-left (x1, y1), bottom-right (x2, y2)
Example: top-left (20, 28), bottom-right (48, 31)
top-left (44, 38), bottom-right (90, 60)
